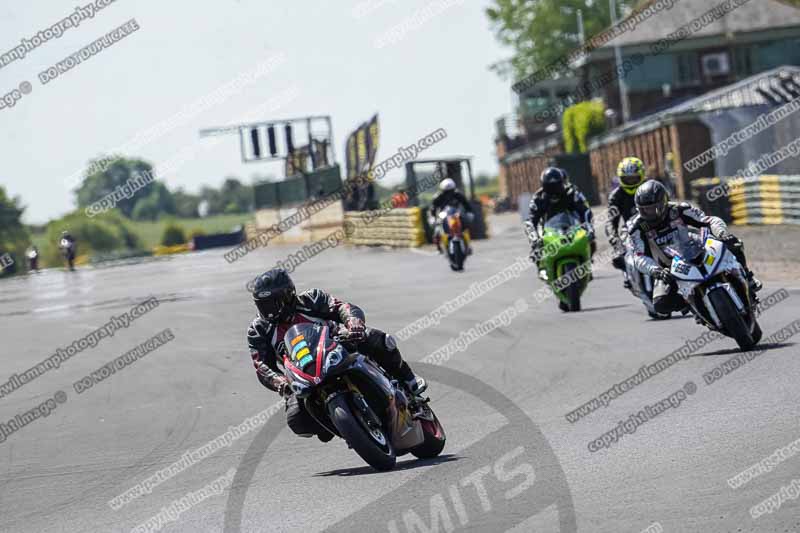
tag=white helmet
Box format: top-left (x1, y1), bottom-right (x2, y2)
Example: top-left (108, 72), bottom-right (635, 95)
top-left (439, 178), bottom-right (456, 192)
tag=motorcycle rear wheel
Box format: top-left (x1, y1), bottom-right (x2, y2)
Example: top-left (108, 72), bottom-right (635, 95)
top-left (329, 394), bottom-right (396, 471)
top-left (708, 288), bottom-right (756, 350)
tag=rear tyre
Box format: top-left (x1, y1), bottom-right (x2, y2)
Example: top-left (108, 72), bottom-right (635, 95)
top-left (708, 288), bottom-right (755, 350)
top-left (328, 394), bottom-right (396, 471)
top-left (563, 263), bottom-right (581, 312)
top-left (410, 410), bottom-right (446, 460)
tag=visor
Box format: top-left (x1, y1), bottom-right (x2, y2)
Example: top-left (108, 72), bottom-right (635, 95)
top-left (620, 174), bottom-right (642, 187)
top-left (254, 289), bottom-right (292, 322)
top-left (543, 181), bottom-right (564, 198)
top-left (638, 203), bottom-right (665, 222)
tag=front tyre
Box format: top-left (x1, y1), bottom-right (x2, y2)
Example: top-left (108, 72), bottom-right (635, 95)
top-left (708, 288), bottom-right (756, 350)
top-left (563, 263), bottom-right (581, 312)
top-left (410, 409), bottom-right (446, 459)
top-left (449, 240), bottom-right (465, 271)
top-left (328, 394), bottom-right (396, 471)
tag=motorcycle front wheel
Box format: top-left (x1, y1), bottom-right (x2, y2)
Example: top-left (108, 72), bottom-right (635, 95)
top-left (708, 288), bottom-right (756, 350)
top-left (410, 408), bottom-right (446, 460)
top-left (563, 263), bottom-right (581, 312)
top-left (328, 394), bottom-right (396, 471)
top-left (449, 241), bottom-right (465, 271)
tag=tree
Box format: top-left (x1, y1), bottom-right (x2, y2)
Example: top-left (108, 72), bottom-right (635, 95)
top-left (219, 177), bottom-right (253, 214)
top-left (173, 188), bottom-right (200, 218)
top-left (161, 223), bottom-right (186, 246)
top-left (486, 0), bottom-right (638, 82)
top-left (0, 186), bottom-right (30, 274)
top-left (75, 157), bottom-right (155, 218)
top-left (130, 182), bottom-right (176, 221)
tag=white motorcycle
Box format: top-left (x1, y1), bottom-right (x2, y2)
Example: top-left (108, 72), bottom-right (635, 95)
top-left (667, 229), bottom-right (762, 350)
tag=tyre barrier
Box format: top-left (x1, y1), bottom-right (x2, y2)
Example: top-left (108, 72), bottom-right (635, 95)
top-left (344, 207), bottom-right (426, 248)
top-left (692, 175), bottom-right (800, 225)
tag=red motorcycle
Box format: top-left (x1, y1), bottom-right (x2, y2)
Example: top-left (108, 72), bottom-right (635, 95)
top-left (281, 322), bottom-right (446, 471)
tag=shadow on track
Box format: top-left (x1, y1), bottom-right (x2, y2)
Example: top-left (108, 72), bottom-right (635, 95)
top-left (689, 342), bottom-right (795, 358)
top-left (313, 454), bottom-right (461, 477)
top-left (580, 304), bottom-right (631, 313)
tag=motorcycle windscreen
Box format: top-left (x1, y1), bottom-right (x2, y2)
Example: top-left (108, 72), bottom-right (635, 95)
top-left (284, 324), bottom-right (326, 370)
top-left (665, 236), bottom-right (705, 264)
top-left (544, 212), bottom-right (581, 234)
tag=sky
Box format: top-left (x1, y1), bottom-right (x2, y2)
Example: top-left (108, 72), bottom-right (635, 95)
top-left (0, 0), bottom-right (514, 223)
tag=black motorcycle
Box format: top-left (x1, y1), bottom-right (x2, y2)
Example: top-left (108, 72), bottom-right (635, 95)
top-left (281, 322), bottom-right (446, 471)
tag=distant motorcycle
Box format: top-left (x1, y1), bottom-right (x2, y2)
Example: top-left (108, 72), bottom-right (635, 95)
top-left (537, 212), bottom-right (592, 312)
top-left (668, 229), bottom-right (762, 350)
top-left (281, 323), bottom-right (446, 471)
top-left (60, 239), bottom-right (76, 271)
top-left (26, 247), bottom-right (39, 272)
top-left (436, 206), bottom-right (472, 272)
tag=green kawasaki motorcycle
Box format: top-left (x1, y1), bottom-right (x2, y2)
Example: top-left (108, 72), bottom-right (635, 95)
top-left (536, 212), bottom-right (592, 312)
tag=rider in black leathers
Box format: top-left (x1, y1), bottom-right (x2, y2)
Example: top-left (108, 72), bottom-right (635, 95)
top-left (246, 268), bottom-right (426, 441)
top-left (525, 167), bottom-right (595, 259)
top-left (627, 180), bottom-right (762, 316)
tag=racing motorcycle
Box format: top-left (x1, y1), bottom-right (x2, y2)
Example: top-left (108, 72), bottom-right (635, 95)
top-left (281, 323), bottom-right (446, 471)
top-left (617, 230), bottom-right (669, 319)
top-left (26, 247), bottom-right (39, 272)
top-left (537, 212), bottom-right (592, 312)
top-left (667, 229), bottom-right (762, 350)
top-left (60, 239), bottom-right (76, 271)
top-left (436, 206), bottom-right (471, 271)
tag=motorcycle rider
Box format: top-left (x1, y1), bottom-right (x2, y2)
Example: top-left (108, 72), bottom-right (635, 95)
top-left (525, 167), bottom-right (595, 261)
top-left (627, 180), bottom-right (762, 316)
top-left (26, 245), bottom-right (39, 272)
top-left (246, 268), bottom-right (427, 441)
top-left (605, 157), bottom-right (647, 288)
top-left (429, 178), bottom-right (474, 254)
top-left (59, 230), bottom-right (76, 270)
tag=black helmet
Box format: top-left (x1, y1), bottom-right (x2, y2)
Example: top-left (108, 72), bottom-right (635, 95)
top-left (541, 167), bottom-right (566, 203)
top-left (252, 268), bottom-right (296, 323)
top-left (635, 180), bottom-right (669, 224)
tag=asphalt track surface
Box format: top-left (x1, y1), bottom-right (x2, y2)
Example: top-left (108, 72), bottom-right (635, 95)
top-left (1, 215), bottom-right (799, 533)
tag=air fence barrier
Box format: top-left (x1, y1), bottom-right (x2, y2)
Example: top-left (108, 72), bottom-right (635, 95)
top-left (692, 175), bottom-right (800, 226)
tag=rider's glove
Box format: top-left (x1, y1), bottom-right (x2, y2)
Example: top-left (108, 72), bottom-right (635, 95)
top-left (271, 376), bottom-right (293, 397)
top-left (344, 317), bottom-right (366, 342)
top-left (612, 253), bottom-right (626, 270)
top-left (718, 232), bottom-right (742, 248)
top-left (652, 267), bottom-right (674, 284)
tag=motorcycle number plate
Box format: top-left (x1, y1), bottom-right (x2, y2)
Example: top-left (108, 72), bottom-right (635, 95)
top-left (674, 262), bottom-right (691, 275)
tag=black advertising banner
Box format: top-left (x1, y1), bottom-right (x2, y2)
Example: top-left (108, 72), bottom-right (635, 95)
top-left (345, 114), bottom-right (379, 181)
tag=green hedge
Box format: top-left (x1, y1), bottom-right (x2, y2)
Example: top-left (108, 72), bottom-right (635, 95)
top-left (563, 101), bottom-right (606, 154)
